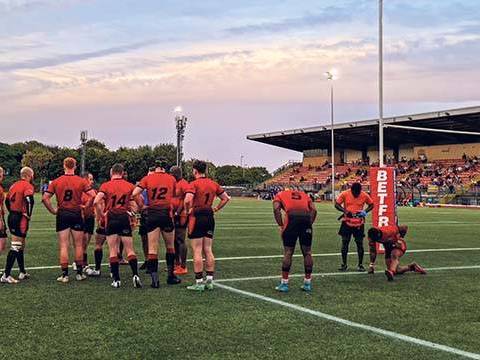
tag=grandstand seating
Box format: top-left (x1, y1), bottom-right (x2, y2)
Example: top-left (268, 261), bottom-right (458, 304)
top-left (264, 157), bottom-right (480, 193)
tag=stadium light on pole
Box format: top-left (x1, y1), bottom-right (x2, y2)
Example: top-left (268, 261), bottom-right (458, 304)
top-left (325, 69), bottom-right (338, 203)
top-left (378, 0), bottom-right (384, 167)
top-left (174, 106), bottom-right (187, 167)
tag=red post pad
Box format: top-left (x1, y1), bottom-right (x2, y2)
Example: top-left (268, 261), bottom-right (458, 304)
top-left (370, 167), bottom-right (397, 254)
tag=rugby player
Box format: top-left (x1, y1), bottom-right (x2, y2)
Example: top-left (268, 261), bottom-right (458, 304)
top-left (335, 182), bottom-right (374, 272)
top-left (132, 159), bottom-right (181, 288)
top-left (273, 187), bottom-right (317, 292)
top-left (138, 167), bottom-right (154, 271)
top-left (94, 164), bottom-right (142, 288)
top-left (367, 224), bottom-right (426, 281)
top-left (42, 157), bottom-right (96, 283)
top-left (1, 167), bottom-right (35, 284)
top-left (90, 197), bottom-right (107, 277)
top-left (170, 165), bottom-right (189, 275)
top-left (184, 160), bottom-right (230, 291)
top-left (0, 167), bottom-right (7, 266)
top-left (81, 172), bottom-right (96, 275)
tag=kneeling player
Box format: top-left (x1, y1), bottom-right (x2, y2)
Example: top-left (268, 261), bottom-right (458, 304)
top-left (367, 224), bottom-right (426, 281)
top-left (273, 188), bottom-right (317, 292)
top-left (2, 167), bottom-right (35, 284)
top-left (94, 164), bottom-right (142, 288)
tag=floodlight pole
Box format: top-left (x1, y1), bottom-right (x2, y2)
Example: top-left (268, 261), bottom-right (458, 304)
top-left (325, 71), bottom-right (336, 203)
top-left (80, 130), bottom-right (88, 175)
top-left (378, 0), bottom-right (384, 167)
top-left (330, 82), bottom-right (335, 204)
top-left (241, 155), bottom-right (245, 178)
top-left (175, 111), bottom-right (187, 167)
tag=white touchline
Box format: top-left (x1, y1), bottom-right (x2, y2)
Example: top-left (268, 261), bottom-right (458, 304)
top-left (13, 248), bottom-right (480, 271)
top-left (215, 265), bottom-right (480, 283)
top-left (216, 283), bottom-right (480, 360)
top-left (212, 247), bottom-right (480, 261)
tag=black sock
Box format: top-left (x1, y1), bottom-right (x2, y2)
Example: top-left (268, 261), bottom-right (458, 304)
top-left (17, 250), bottom-right (26, 273)
top-left (341, 237), bottom-right (350, 265)
top-left (147, 258), bottom-right (159, 274)
top-left (195, 271), bottom-right (204, 280)
top-left (83, 253), bottom-right (88, 266)
top-left (355, 239), bottom-right (364, 266)
top-left (206, 271), bottom-right (214, 278)
top-left (166, 252), bottom-right (175, 276)
top-left (110, 261), bottom-right (120, 281)
top-left (4, 250), bottom-right (17, 277)
top-left (76, 262), bottom-right (83, 275)
top-left (94, 249), bottom-right (103, 271)
top-left (129, 258), bottom-right (138, 276)
top-left (62, 267), bottom-right (69, 277)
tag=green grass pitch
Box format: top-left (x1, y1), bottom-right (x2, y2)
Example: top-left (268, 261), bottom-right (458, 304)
top-left (0, 197), bottom-right (479, 359)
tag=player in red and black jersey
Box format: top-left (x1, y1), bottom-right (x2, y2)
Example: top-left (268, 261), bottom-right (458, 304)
top-left (2, 167), bottom-right (35, 284)
top-left (42, 157), bottom-right (96, 283)
top-left (90, 197), bottom-right (107, 277)
top-left (132, 159), bottom-right (180, 288)
top-left (368, 224), bottom-right (426, 281)
top-left (170, 166), bottom-right (190, 275)
top-left (184, 160), bottom-right (230, 291)
top-left (94, 164), bottom-right (142, 288)
top-left (0, 166), bottom-right (7, 259)
top-left (273, 187), bottom-right (317, 293)
top-left (138, 167), bottom-right (155, 271)
top-left (81, 172), bottom-right (96, 275)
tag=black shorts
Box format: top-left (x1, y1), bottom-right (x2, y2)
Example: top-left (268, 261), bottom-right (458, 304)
top-left (146, 208), bottom-right (174, 233)
top-left (84, 216), bottom-right (95, 235)
top-left (174, 214), bottom-right (188, 229)
top-left (96, 226), bottom-right (106, 236)
top-left (338, 222), bottom-right (365, 240)
top-left (56, 209), bottom-right (84, 232)
top-left (7, 211), bottom-right (29, 238)
top-left (188, 210), bottom-right (215, 239)
top-left (138, 209), bottom-right (148, 236)
top-left (0, 214), bottom-right (7, 238)
top-left (106, 212), bottom-right (132, 237)
top-left (282, 214), bottom-right (312, 248)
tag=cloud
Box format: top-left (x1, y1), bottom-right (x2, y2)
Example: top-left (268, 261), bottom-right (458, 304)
top-left (0, 0), bottom-right (83, 12)
top-left (0, 38), bottom-right (168, 71)
top-left (225, 3), bottom-right (362, 35)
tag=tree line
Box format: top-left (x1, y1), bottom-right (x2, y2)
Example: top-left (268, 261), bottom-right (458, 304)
top-left (0, 140), bottom-right (271, 189)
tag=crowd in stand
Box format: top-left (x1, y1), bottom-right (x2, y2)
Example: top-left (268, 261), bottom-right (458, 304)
top-left (262, 154), bottom-right (480, 199)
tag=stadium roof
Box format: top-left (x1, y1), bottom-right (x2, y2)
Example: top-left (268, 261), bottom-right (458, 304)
top-left (247, 106), bottom-right (480, 152)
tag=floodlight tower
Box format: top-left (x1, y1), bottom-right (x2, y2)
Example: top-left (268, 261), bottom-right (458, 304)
top-left (379, 0), bottom-right (384, 166)
top-left (241, 155), bottom-right (245, 178)
top-left (174, 106), bottom-right (187, 167)
top-left (325, 69), bottom-right (338, 203)
top-left (80, 130), bottom-right (88, 175)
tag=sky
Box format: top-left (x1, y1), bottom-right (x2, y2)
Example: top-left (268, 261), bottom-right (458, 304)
top-left (0, 0), bottom-right (479, 171)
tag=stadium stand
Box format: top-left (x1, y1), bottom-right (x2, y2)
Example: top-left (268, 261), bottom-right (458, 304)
top-left (250, 106), bottom-right (480, 204)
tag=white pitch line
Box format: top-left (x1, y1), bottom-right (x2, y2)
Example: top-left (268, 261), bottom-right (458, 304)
top-left (216, 283), bottom-right (480, 360)
top-left (212, 247), bottom-right (480, 261)
top-left (25, 221), bottom-right (476, 232)
top-left (216, 265), bottom-right (480, 283)
top-left (13, 248), bottom-right (480, 271)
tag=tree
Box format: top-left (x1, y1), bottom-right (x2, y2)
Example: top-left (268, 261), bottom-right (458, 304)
top-left (21, 147), bottom-right (54, 184)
